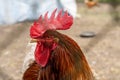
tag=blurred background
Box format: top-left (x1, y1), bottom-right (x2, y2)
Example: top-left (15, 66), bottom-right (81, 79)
top-left (0, 0), bottom-right (120, 80)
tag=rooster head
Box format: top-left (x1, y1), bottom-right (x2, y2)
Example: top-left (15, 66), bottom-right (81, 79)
top-left (30, 9), bottom-right (73, 67)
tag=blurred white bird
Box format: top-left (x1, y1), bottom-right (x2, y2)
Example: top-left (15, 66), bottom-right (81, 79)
top-left (0, 0), bottom-right (77, 25)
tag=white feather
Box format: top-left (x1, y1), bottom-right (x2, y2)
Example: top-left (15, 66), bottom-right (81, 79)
top-left (22, 42), bottom-right (36, 73)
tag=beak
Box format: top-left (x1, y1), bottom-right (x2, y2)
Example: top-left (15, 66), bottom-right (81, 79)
top-left (30, 39), bottom-right (38, 43)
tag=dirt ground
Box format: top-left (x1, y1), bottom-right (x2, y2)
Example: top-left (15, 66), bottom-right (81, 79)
top-left (0, 3), bottom-right (120, 80)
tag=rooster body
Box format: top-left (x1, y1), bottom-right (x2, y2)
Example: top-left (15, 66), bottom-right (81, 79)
top-left (23, 9), bottom-right (94, 80)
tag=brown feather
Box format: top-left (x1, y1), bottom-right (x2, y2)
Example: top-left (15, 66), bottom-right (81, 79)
top-left (23, 30), bottom-right (94, 80)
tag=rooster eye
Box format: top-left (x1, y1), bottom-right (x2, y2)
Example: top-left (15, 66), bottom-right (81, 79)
top-left (47, 36), bottom-right (54, 38)
top-left (46, 36), bottom-right (50, 39)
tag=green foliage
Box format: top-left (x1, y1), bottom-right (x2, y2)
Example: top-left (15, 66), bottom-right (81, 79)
top-left (100, 0), bottom-right (120, 3)
top-left (76, 0), bottom-right (120, 3)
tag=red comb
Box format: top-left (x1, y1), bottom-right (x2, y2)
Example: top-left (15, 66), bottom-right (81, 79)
top-left (30, 9), bottom-right (73, 38)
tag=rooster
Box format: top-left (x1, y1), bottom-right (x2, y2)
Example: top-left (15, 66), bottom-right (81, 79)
top-left (23, 9), bottom-right (94, 80)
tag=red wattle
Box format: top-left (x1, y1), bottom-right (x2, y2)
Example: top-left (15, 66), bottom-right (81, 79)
top-left (35, 43), bottom-right (50, 67)
top-left (34, 39), bottom-right (57, 67)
